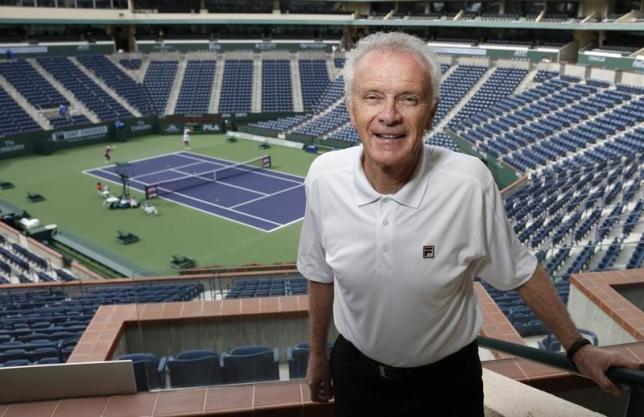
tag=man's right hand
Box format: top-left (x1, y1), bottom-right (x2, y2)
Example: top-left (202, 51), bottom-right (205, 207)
top-left (306, 350), bottom-right (333, 402)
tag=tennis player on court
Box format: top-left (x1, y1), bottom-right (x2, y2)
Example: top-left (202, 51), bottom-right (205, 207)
top-left (182, 128), bottom-right (191, 150)
top-left (104, 145), bottom-right (115, 163)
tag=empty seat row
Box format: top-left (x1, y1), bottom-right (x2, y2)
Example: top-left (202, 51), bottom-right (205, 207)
top-left (118, 345), bottom-right (281, 390)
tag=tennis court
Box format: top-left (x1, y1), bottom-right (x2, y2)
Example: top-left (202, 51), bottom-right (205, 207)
top-left (84, 151), bottom-right (305, 232)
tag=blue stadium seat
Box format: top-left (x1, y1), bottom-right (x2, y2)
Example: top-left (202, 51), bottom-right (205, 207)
top-left (36, 357), bottom-right (62, 365)
top-left (144, 60), bottom-right (178, 114)
top-left (0, 348), bottom-right (29, 363)
top-left (287, 341), bottom-right (310, 379)
top-left (299, 59), bottom-right (330, 110)
top-left (164, 349), bottom-right (222, 388)
top-left (118, 353), bottom-right (165, 391)
top-left (261, 59), bottom-right (292, 112)
top-left (1, 359), bottom-right (31, 367)
top-left (222, 345), bottom-right (280, 383)
top-left (29, 347), bottom-right (60, 362)
top-left (176, 60), bottom-right (216, 115)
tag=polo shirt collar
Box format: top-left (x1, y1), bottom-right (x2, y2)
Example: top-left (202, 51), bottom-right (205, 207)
top-left (353, 145), bottom-right (430, 209)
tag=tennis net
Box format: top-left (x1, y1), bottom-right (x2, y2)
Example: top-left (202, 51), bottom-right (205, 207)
top-left (145, 155), bottom-right (271, 198)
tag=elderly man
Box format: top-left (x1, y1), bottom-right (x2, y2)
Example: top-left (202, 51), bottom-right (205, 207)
top-left (297, 32), bottom-right (639, 416)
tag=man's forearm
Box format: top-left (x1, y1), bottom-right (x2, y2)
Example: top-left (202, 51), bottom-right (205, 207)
top-left (517, 264), bottom-right (641, 395)
top-left (516, 264), bottom-right (581, 350)
top-left (308, 280), bottom-right (334, 354)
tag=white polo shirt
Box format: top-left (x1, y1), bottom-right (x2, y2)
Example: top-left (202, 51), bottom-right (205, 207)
top-left (297, 145), bottom-right (537, 367)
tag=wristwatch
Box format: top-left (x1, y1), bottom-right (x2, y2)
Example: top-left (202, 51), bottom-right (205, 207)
top-left (566, 337), bottom-right (591, 362)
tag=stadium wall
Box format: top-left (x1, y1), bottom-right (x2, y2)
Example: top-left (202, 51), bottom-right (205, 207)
top-left (136, 40), bottom-right (335, 53)
top-left (0, 42), bottom-right (115, 57)
top-left (568, 270), bottom-right (644, 346)
top-left (115, 316), bottom-right (316, 363)
top-left (446, 130), bottom-right (520, 189)
top-left (0, 112), bottom-right (301, 160)
top-left (578, 53), bottom-right (644, 73)
top-left (0, 115), bottom-right (156, 160)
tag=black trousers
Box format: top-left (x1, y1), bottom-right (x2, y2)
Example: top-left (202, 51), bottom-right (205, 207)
top-left (330, 334), bottom-right (484, 417)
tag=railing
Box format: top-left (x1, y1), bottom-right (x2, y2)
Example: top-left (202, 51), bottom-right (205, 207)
top-left (478, 336), bottom-right (644, 417)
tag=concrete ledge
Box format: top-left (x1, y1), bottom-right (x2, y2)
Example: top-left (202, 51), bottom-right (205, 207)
top-left (483, 369), bottom-right (605, 417)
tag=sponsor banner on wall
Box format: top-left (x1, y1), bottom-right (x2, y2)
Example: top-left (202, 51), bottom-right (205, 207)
top-left (299, 43), bottom-right (327, 50)
top-left (0, 138), bottom-right (29, 156)
top-left (51, 125), bottom-right (109, 143)
top-left (430, 47), bottom-right (487, 56)
top-left (202, 123), bottom-right (222, 132)
top-left (0, 46), bottom-right (48, 55)
top-left (130, 120), bottom-right (153, 133)
top-left (113, 116), bottom-right (158, 141)
top-left (578, 53), bottom-right (644, 72)
top-left (161, 123), bottom-right (184, 134)
top-left (255, 43), bottom-right (276, 50)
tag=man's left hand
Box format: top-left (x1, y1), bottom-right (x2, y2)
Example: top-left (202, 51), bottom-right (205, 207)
top-left (572, 344), bottom-right (642, 396)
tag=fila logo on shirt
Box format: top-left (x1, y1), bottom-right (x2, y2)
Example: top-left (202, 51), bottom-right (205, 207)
top-left (423, 245), bottom-right (435, 259)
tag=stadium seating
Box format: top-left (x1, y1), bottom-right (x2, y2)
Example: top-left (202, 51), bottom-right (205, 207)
top-left (49, 115), bottom-right (90, 129)
top-left (175, 60), bottom-right (216, 115)
top-left (261, 59), bottom-right (293, 112)
top-left (0, 236), bottom-right (77, 284)
top-left (37, 56), bottom-right (133, 121)
top-left (627, 235), bottom-right (644, 269)
top-left (0, 59), bottom-right (67, 110)
top-left (299, 59), bottom-right (330, 110)
top-left (248, 114), bottom-right (308, 132)
top-left (118, 353), bottom-right (165, 391)
top-left (426, 132), bottom-right (460, 152)
top-left (538, 329), bottom-right (599, 352)
top-left (0, 284), bottom-right (203, 367)
top-left (1, 358), bottom-right (31, 367)
top-left (293, 103), bottom-right (350, 138)
top-left (163, 349), bottom-right (223, 388)
top-left (143, 61), bottom-right (178, 114)
top-left (119, 59), bottom-right (142, 70)
top-left (0, 89), bottom-right (41, 136)
top-left (218, 60), bottom-right (253, 113)
top-left (447, 67), bottom-right (528, 130)
top-left (225, 277), bottom-right (307, 299)
top-left (311, 76), bottom-right (344, 113)
top-left (221, 345), bottom-right (280, 383)
top-left (458, 77), bottom-right (643, 174)
top-left (287, 341), bottom-right (310, 379)
top-left (327, 124), bottom-right (359, 144)
top-left (76, 55), bottom-right (153, 114)
top-left (434, 65), bottom-right (487, 124)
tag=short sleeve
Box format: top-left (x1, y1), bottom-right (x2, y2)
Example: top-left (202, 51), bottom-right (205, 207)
top-left (476, 178), bottom-right (537, 291)
top-left (297, 178), bottom-right (334, 283)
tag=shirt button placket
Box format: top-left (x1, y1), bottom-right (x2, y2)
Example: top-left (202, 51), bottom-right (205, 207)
top-left (380, 198), bottom-right (393, 271)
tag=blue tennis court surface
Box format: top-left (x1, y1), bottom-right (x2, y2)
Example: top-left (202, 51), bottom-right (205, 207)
top-left (84, 151), bottom-right (305, 232)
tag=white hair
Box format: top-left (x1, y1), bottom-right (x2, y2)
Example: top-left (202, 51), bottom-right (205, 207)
top-left (342, 32), bottom-right (441, 106)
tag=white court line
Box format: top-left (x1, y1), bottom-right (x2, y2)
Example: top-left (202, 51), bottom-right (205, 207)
top-left (157, 156), bottom-right (298, 198)
top-left (229, 183), bottom-right (303, 209)
top-left (132, 160), bottom-right (222, 181)
top-left (245, 169), bottom-right (302, 186)
top-left (268, 216), bottom-right (306, 233)
top-left (156, 186), bottom-right (282, 226)
top-left (161, 168), bottom-right (269, 197)
top-left (179, 151), bottom-right (305, 183)
top-left (90, 150), bottom-right (189, 171)
top-left (87, 152), bottom-right (219, 181)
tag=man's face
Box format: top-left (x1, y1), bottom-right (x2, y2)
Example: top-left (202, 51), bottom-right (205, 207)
top-left (347, 50), bottom-right (437, 174)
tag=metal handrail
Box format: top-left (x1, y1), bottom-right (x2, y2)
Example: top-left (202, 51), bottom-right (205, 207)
top-left (478, 336), bottom-right (644, 417)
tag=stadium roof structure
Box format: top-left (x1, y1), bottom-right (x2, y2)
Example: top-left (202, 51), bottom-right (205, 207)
top-left (0, 7), bottom-right (643, 32)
